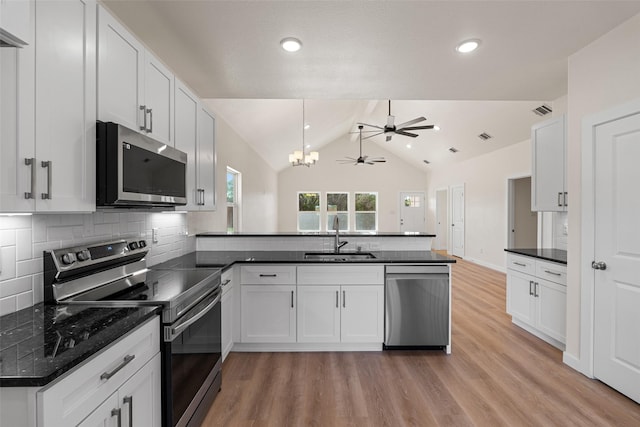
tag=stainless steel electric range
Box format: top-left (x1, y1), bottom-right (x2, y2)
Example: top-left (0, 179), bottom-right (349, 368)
top-left (44, 239), bottom-right (222, 427)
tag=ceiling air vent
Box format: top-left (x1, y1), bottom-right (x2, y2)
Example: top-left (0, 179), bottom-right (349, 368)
top-left (423, 160), bottom-right (430, 164)
top-left (448, 147), bottom-right (458, 153)
top-left (478, 132), bottom-right (492, 141)
top-left (532, 104), bottom-right (552, 116)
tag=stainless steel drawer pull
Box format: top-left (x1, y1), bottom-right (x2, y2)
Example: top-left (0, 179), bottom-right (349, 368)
top-left (513, 262), bottom-right (527, 267)
top-left (291, 291), bottom-right (294, 308)
top-left (221, 279), bottom-right (231, 287)
top-left (123, 396), bottom-right (133, 427)
top-left (41, 161), bottom-right (51, 200)
top-left (343, 290), bottom-right (346, 308)
top-left (111, 408), bottom-right (122, 427)
top-left (558, 192), bottom-right (563, 207)
top-left (147, 108), bottom-right (153, 133)
top-left (336, 290), bottom-right (339, 308)
top-left (100, 354), bottom-right (135, 380)
top-left (139, 105), bottom-right (147, 131)
top-left (259, 274), bottom-right (277, 277)
top-left (544, 270), bottom-right (562, 276)
top-left (24, 158), bottom-right (35, 199)
top-left (529, 280), bottom-right (534, 296)
top-left (564, 192), bottom-right (568, 207)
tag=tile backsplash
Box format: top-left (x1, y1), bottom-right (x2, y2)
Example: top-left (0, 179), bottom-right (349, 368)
top-left (0, 212), bottom-right (195, 316)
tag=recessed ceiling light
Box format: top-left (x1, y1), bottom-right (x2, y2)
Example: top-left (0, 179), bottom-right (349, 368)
top-left (455, 39), bottom-right (480, 54)
top-left (280, 37), bottom-right (302, 52)
top-left (434, 125), bottom-right (441, 131)
top-left (406, 143), bottom-right (412, 149)
top-left (304, 124), bottom-right (310, 130)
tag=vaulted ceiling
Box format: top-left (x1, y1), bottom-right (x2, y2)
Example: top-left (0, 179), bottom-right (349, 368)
top-left (103, 1), bottom-right (640, 171)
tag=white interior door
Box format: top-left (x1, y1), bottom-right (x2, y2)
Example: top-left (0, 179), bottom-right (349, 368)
top-left (451, 185), bottom-right (465, 257)
top-left (435, 189), bottom-right (448, 250)
top-left (399, 192), bottom-right (425, 232)
top-left (593, 111), bottom-right (640, 403)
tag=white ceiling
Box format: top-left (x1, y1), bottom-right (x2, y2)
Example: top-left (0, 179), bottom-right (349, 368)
top-left (103, 1), bottom-right (640, 171)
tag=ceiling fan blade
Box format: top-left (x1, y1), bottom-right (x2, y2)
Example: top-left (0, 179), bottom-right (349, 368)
top-left (386, 134), bottom-right (393, 142)
top-left (349, 129), bottom-right (384, 134)
top-left (357, 122), bottom-right (385, 130)
top-left (401, 125), bottom-right (435, 131)
top-left (396, 117), bottom-right (426, 129)
top-left (395, 130), bottom-right (419, 138)
top-left (372, 159), bottom-right (387, 163)
top-left (362, 132), bottom-right (384, 140)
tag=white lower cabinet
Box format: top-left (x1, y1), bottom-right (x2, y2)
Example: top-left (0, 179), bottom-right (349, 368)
top-left (38, 317), bottom-right (161, 427)
top-left (221, 267), bottom-right (238, 361)
top-left (506, 253), bottom-right (566, 348)
top-left (340, 285), bottom-right (384, 343)
top-left (241, 285), bottom-right (296, 343)
top-left (297, 285), bottom-right (341, 343)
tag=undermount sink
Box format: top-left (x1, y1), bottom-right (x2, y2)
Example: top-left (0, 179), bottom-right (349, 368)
top-left (304, 252), bottom-right (376, 262)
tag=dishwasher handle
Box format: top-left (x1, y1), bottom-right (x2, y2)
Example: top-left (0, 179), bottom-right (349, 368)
top-left (385, 265), bottom-right (449, 275)
top-left (385, 273), bottom-right (450, 281)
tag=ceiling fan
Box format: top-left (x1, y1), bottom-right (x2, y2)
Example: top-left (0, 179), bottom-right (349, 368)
top-left (337, 125), bottom-right (386, 166)
top-left (358, 100), bottom-right (435, 142)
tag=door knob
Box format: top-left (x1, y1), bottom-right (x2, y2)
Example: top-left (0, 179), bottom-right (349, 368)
top-left (591, 261), bottom-right (607, 270)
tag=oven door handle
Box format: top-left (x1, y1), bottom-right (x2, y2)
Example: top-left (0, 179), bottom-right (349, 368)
top-left (166, 288), bottom-right (221, 341)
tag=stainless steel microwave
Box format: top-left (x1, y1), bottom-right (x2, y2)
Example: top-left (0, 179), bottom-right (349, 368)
top-left (96, 121), bottom-right (187, 207)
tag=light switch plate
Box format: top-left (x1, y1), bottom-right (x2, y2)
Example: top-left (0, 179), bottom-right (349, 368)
top-left (152, 228), bottom-right (159, 243)
top-left (563, 224), bottom-right (569, 235)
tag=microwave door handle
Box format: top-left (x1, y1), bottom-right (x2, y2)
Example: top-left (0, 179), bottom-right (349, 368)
top-left (167, 289), bottom-right (221, 341)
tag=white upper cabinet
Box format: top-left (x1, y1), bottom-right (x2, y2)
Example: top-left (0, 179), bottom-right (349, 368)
top-left (531, 115), bottom-right (567, 211)
top-left (97, 5), bottom-right (174, 146)
top-left (198, 104), bottom-right (216, 210)
top-left (0, 0), bottom-right (31, 46)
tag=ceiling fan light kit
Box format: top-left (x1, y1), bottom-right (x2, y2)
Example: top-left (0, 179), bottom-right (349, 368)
top-left (289, 100), bottom-right (319, 167)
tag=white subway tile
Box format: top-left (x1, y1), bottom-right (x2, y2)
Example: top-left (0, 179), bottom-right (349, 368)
top-left (0, 230), bottom-right (16, 246)
top-left (0, 215), bottom-right (31, 230)
top-left (0, 276), bottom-right (32, 298)
top-left (0, 296), bottom-right (16, 316)
top-left (17, 258), bottom-right (41, 277)
top-left (15, 228), bottom-right (32, 260)
top-left (33, 274), bottom-right (43, 304)
top-left (0, 246), bottom-right (16, 281)
top-left (16, 291), bottom-right (33, 311)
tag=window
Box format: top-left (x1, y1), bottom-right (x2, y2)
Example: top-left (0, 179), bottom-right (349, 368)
top-left (326, 192), bottom-right (349, 231)
top-left (298, 192), bottom-right (321, 231)
top-left (227, 167), bottom-right (240, 232)
top-left (355, 192), bottom-right (378, 231)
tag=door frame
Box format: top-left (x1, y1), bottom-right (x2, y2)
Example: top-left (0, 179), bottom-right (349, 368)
top-left (434, 187), bottom-right (449, 251)
top-left (506, 175), bottom-right (538, 249)
top-left (398, 191), bottom-right (426, 232)
top-left (450, 184), bottom-right (465, 258)
top-left (579, 97), bottom-right (640, 378)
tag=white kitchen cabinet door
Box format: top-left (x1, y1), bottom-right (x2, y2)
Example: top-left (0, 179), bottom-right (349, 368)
top-left (174, 79), bottom-right (199, 210)
top-left (535, 278), bottom-right (566, 343)
top-left (97, 5), bottom-right (144, 132)
top-left (531, 115), bottom-right (566, 211)
top-left (221, 285), bottom-right (234, 361)
top-left (506, 269), bottom-right (536, 327)
top-left (34, 0), bottom-right (96, 212)
top-left (198, 104), bottom-right (216, 210)
top-left (241, 285), bottom-right (296, 343)
top-left (77, 393), bottom-right (119, 427)
top-left (340, 285), bottom-right (384, 343)
top-left (144, 53), bottom-right (174, 145)
top-left (297, 285), bottom-right (341, 343)
top-left (118, 353), bottom-right (161, 427)
top-left (0, 0), bottom-right (31, 45)
top-left (0, 22), bottom-right (35, 212)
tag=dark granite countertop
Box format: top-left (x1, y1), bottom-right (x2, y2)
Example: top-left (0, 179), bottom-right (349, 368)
top-left (0, 303), bottom-right (159, 387)
top-left (197, 232), bottom-right (436, 237)
top-left (152, 250), bottom-right (455, 270)
top-left (504, 248), bottom-right (567, 265)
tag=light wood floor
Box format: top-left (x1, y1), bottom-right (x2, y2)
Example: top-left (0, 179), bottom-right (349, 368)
top-left (203, 257), bottom-right (640, 426)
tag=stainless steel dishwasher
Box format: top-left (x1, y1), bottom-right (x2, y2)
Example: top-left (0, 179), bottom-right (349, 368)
top-left (384, 265), bottom-right (450, 352)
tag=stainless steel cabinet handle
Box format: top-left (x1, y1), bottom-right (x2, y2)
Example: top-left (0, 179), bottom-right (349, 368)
top-left (123, 396), bottom-right (133, 427)
top-left (200, 188), bottom-right (205, 205)
top-left (343, 290), bottom-right (346, 308)
top-left (544, 270), bottom-right (562, 276)
top-left (24, 158), bottom-right (35, 199)
top-left (41, 161), bottom-right (51, 200)
top-left (336, 290), bottom-right (339, 308)
top-left (592, 261), bottom-right (607, 270)
top-left (259, 274), bottom-right (277, 277)
top-left (111, 407), bottom-right (122, 427)
top-left (147, 108), bottom-right (153, 133)
top-left (291, 291), bottom-right (294, 308)
top-left (221, 279), bottom-right (231, 287)
top-left (513, 262), bottom-right (527, 267)
top-left (139, 105), bottom-right (147, 131)
top-left (529, 280), bottom-right (534, 296)
top-left (564, 192), bottom-right (568, 207)
top-left (534, 282), bottom-right (539, 298)
top-left (100, 354), bottom-right (135, 380)
top-left (558, 192), bottom-right (563, 207)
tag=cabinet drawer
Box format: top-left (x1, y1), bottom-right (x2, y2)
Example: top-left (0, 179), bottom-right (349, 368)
top-left (240, 265), bottom-right (296, 285)
top-left (297, 265), bottom-right (384, 285)
top-left (536, 260), bottom-right (567, 286)
top-left (37, 316), bottom-right (160, 427)
top-left (506, 254), bottom-right (536, 275)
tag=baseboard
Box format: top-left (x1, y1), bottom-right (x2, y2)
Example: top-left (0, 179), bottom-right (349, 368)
top-left (232, 342), bottom-right (383, 352)
top-left (464, 257), bottom-right (506, 273)
top-left (512, 318), bottom-right (565, 351)
top-left (562, 352), bottom-right (592, 378)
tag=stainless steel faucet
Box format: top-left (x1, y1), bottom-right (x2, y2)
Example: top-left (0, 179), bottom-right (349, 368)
top-left (333, 216), bottom-right (348, 253)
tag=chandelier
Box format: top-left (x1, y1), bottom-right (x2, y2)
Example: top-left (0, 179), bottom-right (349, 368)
top-left (289, 99), bottom-right (319, 167)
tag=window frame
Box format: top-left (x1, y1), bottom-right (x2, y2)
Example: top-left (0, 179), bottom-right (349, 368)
top-left (326, 191), bottom-right (349, 232)
top-left (297, 191), bottom-right (322, 232)
top-left (354, 191), bottom-right (379, 232)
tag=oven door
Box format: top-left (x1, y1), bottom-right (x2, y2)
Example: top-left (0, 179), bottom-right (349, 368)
top-left (163, 287), bottom-right (222, 427)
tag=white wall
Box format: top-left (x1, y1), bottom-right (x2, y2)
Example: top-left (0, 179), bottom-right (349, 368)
top-left (0, 212), bottom-right (194, 316)
top-left (277, 134), bottom-right (429, 232)
top-left (564, 12), bottom-right (640, 361)
top-left (427, 140), bottom-right (531, 271)
top-left (188, 101), bottom-right (279, 235)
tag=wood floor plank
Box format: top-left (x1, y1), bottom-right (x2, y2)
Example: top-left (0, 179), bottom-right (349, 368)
top-left (201, 257), bottom-right (640, 426)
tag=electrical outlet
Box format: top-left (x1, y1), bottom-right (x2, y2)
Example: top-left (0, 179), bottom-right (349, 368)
top-left (563, 224), bottom-right (569, 235)
top-left (152, 228), bottom-right (159, 243)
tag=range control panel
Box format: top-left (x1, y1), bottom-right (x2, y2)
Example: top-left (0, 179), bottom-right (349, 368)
top-left (49, 239), bottom-right (148, 271)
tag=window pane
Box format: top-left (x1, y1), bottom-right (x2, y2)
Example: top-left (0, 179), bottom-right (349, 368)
top-left (298, 212), bottom-right (320, 231)
top-left (226, 172), bottom-right (235, 203)
top-left (298, 193), bottom-right (320, 212)
top-left (227, 206), bottom-right (234, 232)
top-left (355, 193), bottom-right (376, 211)
top-left (355, 213), bottom-right (376, 231)
top-left (327, 193), bottom-right (348, 211)
top-left (327, 213), bottom-right (348, 231)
